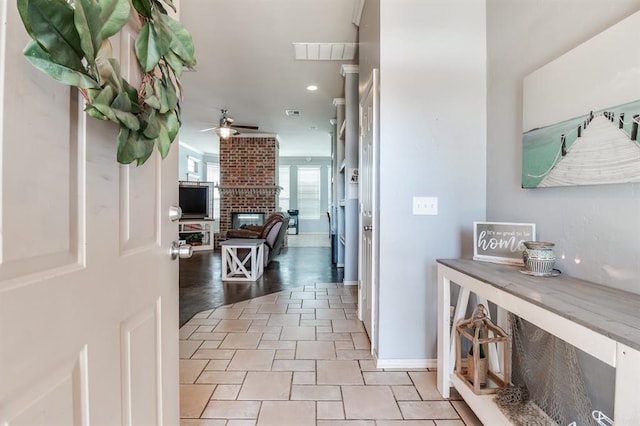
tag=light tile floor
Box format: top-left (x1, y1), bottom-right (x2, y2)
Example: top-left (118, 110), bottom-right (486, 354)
top-left (179, 283), bottom-right (481, 426)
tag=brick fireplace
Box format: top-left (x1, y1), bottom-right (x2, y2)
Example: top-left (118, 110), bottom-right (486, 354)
top-left (217, 135), bottom-right (280, 246)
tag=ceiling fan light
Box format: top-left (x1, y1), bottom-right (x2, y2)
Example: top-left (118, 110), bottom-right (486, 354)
top-left (215, 126), bottom-right (237, 139)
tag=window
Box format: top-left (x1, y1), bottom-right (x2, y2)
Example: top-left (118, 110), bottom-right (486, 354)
top-left (297, 166), bottom-right (321, 219)
top-left (187, 156), bottom-right (200, 174)
top-left (206, 163), bottom-right (220, 222)
top-left (186, 156), bottom-right (201, 181)
top-left (279, 166), bottom-right (290, 211)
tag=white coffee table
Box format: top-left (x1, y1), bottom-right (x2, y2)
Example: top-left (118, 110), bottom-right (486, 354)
top-left (220, 239), bottom-right (266, 281)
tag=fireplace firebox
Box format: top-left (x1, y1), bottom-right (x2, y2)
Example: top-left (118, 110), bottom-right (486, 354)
top-left (231, 212), bottom-right (266, 229)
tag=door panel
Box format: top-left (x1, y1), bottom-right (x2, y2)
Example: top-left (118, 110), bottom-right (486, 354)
top-left (120, 160), bottom-right (161, 253)
top-left (359, 69), bottom-right (379, 345)
top-left (0, 1), bottom-right (180, 424)
top-left (0, 6), bottom-right (83, 281)
top-left (121, 302), bottom-right (162, 425)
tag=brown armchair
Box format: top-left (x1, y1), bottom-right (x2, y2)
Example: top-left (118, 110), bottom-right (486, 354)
top-left (226, 212), bottom-right (289, 265)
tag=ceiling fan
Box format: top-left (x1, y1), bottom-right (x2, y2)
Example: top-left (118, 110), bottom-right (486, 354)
top-left (200, 109), bottom-right (259, 139)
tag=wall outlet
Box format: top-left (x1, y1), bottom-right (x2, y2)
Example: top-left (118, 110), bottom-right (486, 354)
top-left (413, 196), bottom-right (438, 215)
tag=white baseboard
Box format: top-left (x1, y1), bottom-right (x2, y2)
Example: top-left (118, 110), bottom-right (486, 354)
top-left (343, 280), bottom-right (358, 286)
top-left (374, 358), bottom-right (437, 369)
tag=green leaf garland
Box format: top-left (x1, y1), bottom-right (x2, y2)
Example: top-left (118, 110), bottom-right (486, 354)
top-left (18, 0), bottom-right (196, 165)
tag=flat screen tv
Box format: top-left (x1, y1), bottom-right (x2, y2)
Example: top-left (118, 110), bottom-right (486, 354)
top-left (179, 186), bottom-right (209, 219)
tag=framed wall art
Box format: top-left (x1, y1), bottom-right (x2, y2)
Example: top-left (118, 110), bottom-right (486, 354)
top-left (522, 11), bottom-right (640, 188)
top-left (473, 222), bottom-right (536, 265)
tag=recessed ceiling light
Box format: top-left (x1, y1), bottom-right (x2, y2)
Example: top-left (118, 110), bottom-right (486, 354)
top-left (306, 85), bottom-right (318, 91)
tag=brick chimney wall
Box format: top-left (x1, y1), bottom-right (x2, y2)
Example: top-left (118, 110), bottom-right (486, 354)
top-left (217, 136), bottom-right (280, 245)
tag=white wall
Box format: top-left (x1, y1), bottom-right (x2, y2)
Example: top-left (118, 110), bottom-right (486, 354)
top-left (486, 0), bottom-right (640, 293)
top-left (376, 0), bottom-right (487, 361)
top-left (178, 143), bottom-right (204, 181)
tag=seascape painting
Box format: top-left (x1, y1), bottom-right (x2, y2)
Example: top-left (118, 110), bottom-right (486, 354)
top-left (522, 10), bottom-right (640, 188)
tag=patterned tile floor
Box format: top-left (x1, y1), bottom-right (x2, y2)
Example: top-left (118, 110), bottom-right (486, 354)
top-left (179, 283), bottom-right (481, 425)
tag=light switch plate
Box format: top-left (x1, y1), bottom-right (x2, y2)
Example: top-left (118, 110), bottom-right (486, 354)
top-left (413, 196), bottom-right (438, 215)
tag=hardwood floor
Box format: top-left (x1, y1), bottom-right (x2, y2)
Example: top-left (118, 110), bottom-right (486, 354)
top-left (179, 245), bottom-right (343, 326)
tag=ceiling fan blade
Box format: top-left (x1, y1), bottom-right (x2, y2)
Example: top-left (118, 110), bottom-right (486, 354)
top-left (232, 124), bottom-right (260, 130)
top-left (200, 127), bottom-right (217, 132)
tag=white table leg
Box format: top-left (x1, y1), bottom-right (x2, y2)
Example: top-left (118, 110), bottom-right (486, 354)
top-left (437, 268), bottom-right (451, 398)
top-left (614, 344), bottom-right (640, 423)
top-left (449, 288), bottom-right (471, 376)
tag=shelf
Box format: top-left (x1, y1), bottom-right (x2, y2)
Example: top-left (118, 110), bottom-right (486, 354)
top-left (178, 219), bottom-right (214, 251)
top-left (338, 199), bottom-right (346, 207)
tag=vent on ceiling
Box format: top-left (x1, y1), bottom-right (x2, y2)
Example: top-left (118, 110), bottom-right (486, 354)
top-left (285, 110), bottom-right (301, 117)
top-left (293, 43), bottom-right (358, 61)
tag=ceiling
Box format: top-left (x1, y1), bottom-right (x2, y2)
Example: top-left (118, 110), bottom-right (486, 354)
top-left (178, 0), bottom-right (361, 158)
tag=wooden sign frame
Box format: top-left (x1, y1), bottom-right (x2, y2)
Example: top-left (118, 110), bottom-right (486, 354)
top-left (473, 222), bottom-right (536, 265)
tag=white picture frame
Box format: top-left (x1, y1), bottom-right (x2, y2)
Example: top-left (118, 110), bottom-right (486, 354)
top-left (473, 222), bottom-right (536, 265)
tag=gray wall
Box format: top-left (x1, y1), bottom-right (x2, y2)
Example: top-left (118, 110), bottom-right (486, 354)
top-left (486, 0), bottom-right (640, 416)
top-left (376, 0), bottom-right (487, 360)
top-left (487, 0), bottom-right (640, 294)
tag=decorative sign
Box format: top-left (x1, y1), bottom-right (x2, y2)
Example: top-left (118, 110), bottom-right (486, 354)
top-left (473, 222), bottom-right (536, 265)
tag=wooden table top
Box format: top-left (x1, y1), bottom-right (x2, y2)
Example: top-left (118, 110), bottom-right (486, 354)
top-left (437, 259), bottom-right (640, 352)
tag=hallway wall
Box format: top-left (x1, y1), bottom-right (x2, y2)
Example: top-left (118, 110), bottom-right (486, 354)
top-left (486, 0), bottom-right (640, 416)
top-left (486, 0), bottom-right (640, 295)
top-left (375, 0), bottom-right (487, 362)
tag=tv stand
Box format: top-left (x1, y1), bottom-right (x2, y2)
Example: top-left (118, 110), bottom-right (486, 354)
top-left (178, 219), bottom-right (214, 251)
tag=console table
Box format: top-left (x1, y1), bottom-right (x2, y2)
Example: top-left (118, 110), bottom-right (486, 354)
top-left (437, 259), bottom-right (640, 424)
top-left (220, 239), bottom-right (265, 281)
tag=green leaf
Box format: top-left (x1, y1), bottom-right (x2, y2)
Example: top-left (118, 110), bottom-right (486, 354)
top-left (157, 0), bottom-right (176, 13)
top-left (154, 77), bottom-right (169, 113)
top-left (89, 85), bottom-right (118, 122)
top-left (17, 0), bottom-right (36, 39)
top-left (117, 128), bottom-right (154, 165)
top-left (74, 0), bottom-right (103, 64)
top-left (150, 0), bottom-right (167, 15)
top-left (135, 22), bottom-right (161, 72)
top-left (93, 103), bottom-right (118, 123)
top-left (159, 109), bottom-right (180, 142)
top-left (27, 0), bottom-right (85, 71)
top-left (99, 0), bottom-right (131, 39)
top-left (163, 49), bottom-right (183, 77)
top-left (23, 41), bottom-right (99, 88)
top-left (158, 62), bottom-right (179, 107)
top-left (152, 9), bottom-right (173, 57)
top-left (89, 84), bottom-right (116, 105)
top-left (85, 105), bottom-right (108, 120)
top-left (130, 0), bottom-right (152, 18)
top-left (111, 92), bottom-right (140, 130)
top-left (95, 43), bottom-right (123, 89)
top-left (155, 124), bottom-right (171, 159)
top-left (143, 110), bottom-right (161, 139)
top-left (143, 82), bottom-right (161, 109)
top-left (164, 15), bottom-right (196, 67)
top-left (122, 79), bottom-right (142, 113)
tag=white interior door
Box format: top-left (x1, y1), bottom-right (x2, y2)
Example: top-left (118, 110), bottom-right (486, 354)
top-left (359, 69), bottom-right (379, 345)
top-left (0, 2), bottom-right (179, 424)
